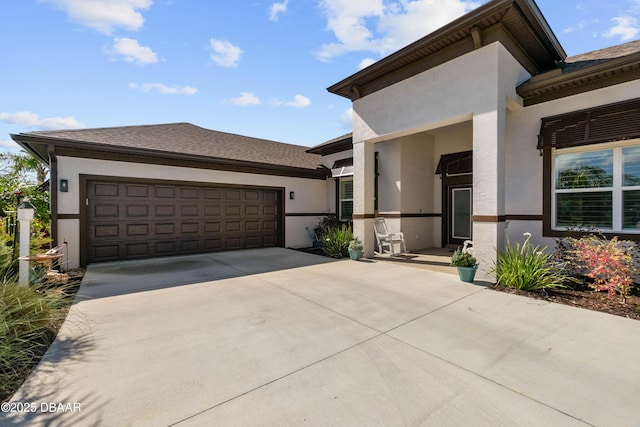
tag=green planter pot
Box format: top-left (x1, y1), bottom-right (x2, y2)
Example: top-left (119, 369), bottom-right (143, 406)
top-left (457, 265), bottom-right (478, 283)
top-left (348, 248), bottom-right (362, 261)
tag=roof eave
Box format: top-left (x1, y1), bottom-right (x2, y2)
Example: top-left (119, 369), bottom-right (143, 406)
top-left (517, 51), bottom-right (640, 105)
top-left (11, 133), bottom-right (330, 180)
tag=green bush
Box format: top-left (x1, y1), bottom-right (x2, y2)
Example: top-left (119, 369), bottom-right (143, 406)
top-left (492, 233), bottom-right (571, 291)
top-left (321, 225), bottom-right (354, 258)
top-left (0, 276), bottom-right (72, 400)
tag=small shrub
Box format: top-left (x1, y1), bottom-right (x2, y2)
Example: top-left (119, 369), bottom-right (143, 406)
top-left (321, 225), bottom-right (353, 258)
top-left (557, 234), bottom-right (637, 303)
top-left (493, 233), bottom-right (570, 291)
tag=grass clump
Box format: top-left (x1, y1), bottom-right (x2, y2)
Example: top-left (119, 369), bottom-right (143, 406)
top-left (492, 232), bottom-right (571, 291)
top-left (321, 225), bottom-right (354, 258)
top-left (0, 275), bottom-right (73, 400)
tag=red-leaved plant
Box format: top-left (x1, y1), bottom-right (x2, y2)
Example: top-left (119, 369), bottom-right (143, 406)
top-left (567, 235), bottom-right (636, 303)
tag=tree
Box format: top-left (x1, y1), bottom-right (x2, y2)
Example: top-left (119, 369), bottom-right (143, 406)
top-left (0, 152), bottom-right (50, 226)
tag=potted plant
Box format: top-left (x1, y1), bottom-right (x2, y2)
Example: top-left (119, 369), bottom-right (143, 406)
top-left (450, 248), bottom-right (478, 283)
top-left (348, 239), bottom-right (364, 261)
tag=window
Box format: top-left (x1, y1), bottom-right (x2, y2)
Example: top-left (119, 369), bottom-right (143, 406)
top-left (553, 142), bottom-right (640, 232)
top-left (339, 177), bottom-right (353, 221)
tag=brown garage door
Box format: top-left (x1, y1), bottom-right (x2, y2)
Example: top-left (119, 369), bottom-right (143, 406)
top-left (85, 179), bottom-right (282, 263)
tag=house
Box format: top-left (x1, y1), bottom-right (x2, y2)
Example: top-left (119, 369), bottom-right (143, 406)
top-left (326, 0), bottom-right (640, 279)
top-left (10, 123), bottom-right (341, 267)
top-left (12, 0), bottom-right (640, 277)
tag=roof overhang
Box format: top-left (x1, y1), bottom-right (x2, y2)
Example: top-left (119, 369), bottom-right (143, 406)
top-left (11, 133), bottom-right (331, 180)
top-left (517, 50), bottom-right (640, 106)
top-left (327, 0), bottom-right (565, 101)
top-left (306, 133), bottom-right (353, 155)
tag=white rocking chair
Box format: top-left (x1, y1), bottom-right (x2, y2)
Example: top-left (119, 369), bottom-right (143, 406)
top-left (373, 217), bottom-right (407, 255)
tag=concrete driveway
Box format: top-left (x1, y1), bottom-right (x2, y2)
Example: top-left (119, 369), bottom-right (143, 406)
top-left (4, 248), bottom-right (640, 426)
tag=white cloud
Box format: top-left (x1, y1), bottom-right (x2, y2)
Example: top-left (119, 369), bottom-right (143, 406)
top-left (269, 0), bottom-right (288, 22)
top-left (358, 57), bottom-right (376, 69)
top-left (0, 111), bottom-right (84, 130)
top-left (231, 92), bottom-right (261, 106)
top-left (340, 107), bottom-right (353, 128)
top-left (0, 140), bottom-right (21, 151)
top-left (209, 39), bottom-right (243, 67)
top-left (316, 0), bottom-right (482, 61)
top-left (111, 37), bottom-right (158, 64)
top-left (563, 21), bottom-right (585, 34)
top-left (603, 16), bottom-right (640, 41)
top-left (276, 94), bottom-right (311, 108)
top-left (129, 82), bottom-right (198, 95)
top-left (43, 0), bottom-right (152, 34)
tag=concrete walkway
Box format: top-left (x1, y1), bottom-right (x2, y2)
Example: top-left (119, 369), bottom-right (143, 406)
top-left (4, 248), bottom-right (640, 426)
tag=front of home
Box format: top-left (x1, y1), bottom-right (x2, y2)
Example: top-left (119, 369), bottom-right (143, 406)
top-left (12, 0), bottom-right (640, 277)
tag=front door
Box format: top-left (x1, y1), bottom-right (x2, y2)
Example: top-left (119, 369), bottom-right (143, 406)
top-left (448, 185), bottom-right (472, 246)
top-left (437, 150), bottom-right (473, 247)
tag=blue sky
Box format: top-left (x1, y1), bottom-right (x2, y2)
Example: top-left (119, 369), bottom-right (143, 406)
top-left (2, 0), bottom-right (640, 154)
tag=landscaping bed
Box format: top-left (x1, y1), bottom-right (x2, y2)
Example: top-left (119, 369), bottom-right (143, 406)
top-left (492, 281), bottom-right (640, 320)
top-left (0, 269), bottom-right (84, 402)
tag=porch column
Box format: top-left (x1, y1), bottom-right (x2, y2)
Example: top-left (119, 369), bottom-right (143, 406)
top-left (352, 139), bottom-right (376, 257)
top-left (472, 106), bottom-right (506, 280)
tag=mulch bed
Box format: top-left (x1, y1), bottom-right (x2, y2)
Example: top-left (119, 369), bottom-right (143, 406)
top-left (490, 282), bottom-right (640, 321)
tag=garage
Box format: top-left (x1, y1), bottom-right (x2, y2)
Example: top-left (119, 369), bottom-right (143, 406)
top-left (83, 177), bottom-right (283, 264)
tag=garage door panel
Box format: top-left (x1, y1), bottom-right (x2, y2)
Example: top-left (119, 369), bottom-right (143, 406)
top-left (204, 205), bottom-right (221, 216)
top-left (127, 185), bottom-right (149, 197)
top-left (181, 187), bottom-right (200, 199)
top-left (126, 242), bottom-right (150, 257)
top-left (204, 238), bottom-right (222, 250)
top-left (156, 223), bottom-right (176, 234)
top-left (205, 221), bottom-right (220, 232)
top-left (263, 235), bottom-right (277, 246)
top-left (126, 224), bottom-right (149, 237)
top-left (87, 179), bottom-right (281, 263)
top-left (156, 205), bottom-right (175, 216)
top-left (204, 188), bottom-right (222, 199)
top-left (226, 189), bottom-right (241, 200)
top-left (225, 237), bottom-right (243, 250)
top-left (155, 186), bottom-right (175, 198)
top-left (226, 205), bottom-right (241, 216)
top-left (181, 222), bottom-right (199, 233)
top-left (126, 205), bottom-right (149, 217)
top-left (156, 241), bottom-right (177, 254)
top-left (94, 183), bottom-right (119, 197)
top-left (93, 245), bottom-right (119, 260)
top-left (94, 204), bottom-right (118, 217)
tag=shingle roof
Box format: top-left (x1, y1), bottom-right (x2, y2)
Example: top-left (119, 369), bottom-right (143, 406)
top-left (306, 133), bottom-right (352, 155)
top-left (13, 122), bottom-right (324, 172)
top-left (562, 39), bottom-right (640, 73)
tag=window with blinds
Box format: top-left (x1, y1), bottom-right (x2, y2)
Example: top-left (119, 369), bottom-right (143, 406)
top-left (553, 143), bottom-right (640, 232)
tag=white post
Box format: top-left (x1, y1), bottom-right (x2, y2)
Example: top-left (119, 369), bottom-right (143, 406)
top-left (17, 201), bottom-right (35, 285)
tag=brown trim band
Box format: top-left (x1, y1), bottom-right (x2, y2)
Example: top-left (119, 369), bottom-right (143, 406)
top-left (378, 213), bottom-right (442, 218)
top-left (352, 214), bottom-right (376, 219)
top-left (285, 213), bottom-right (335, 217)
top-left (58, 214), bottom-right (80, 220)
top-left (54, 147), bottom-right (329, 180)
top-left (473, 215), bottom-right (507, 222)
top-left (505, 215), bottom-right (543, 221)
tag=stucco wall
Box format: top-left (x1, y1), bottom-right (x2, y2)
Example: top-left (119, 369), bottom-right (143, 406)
top-left (504, 79), bottom-right (640, 249)
top-left (56, 156), bottom-right (331, 267)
